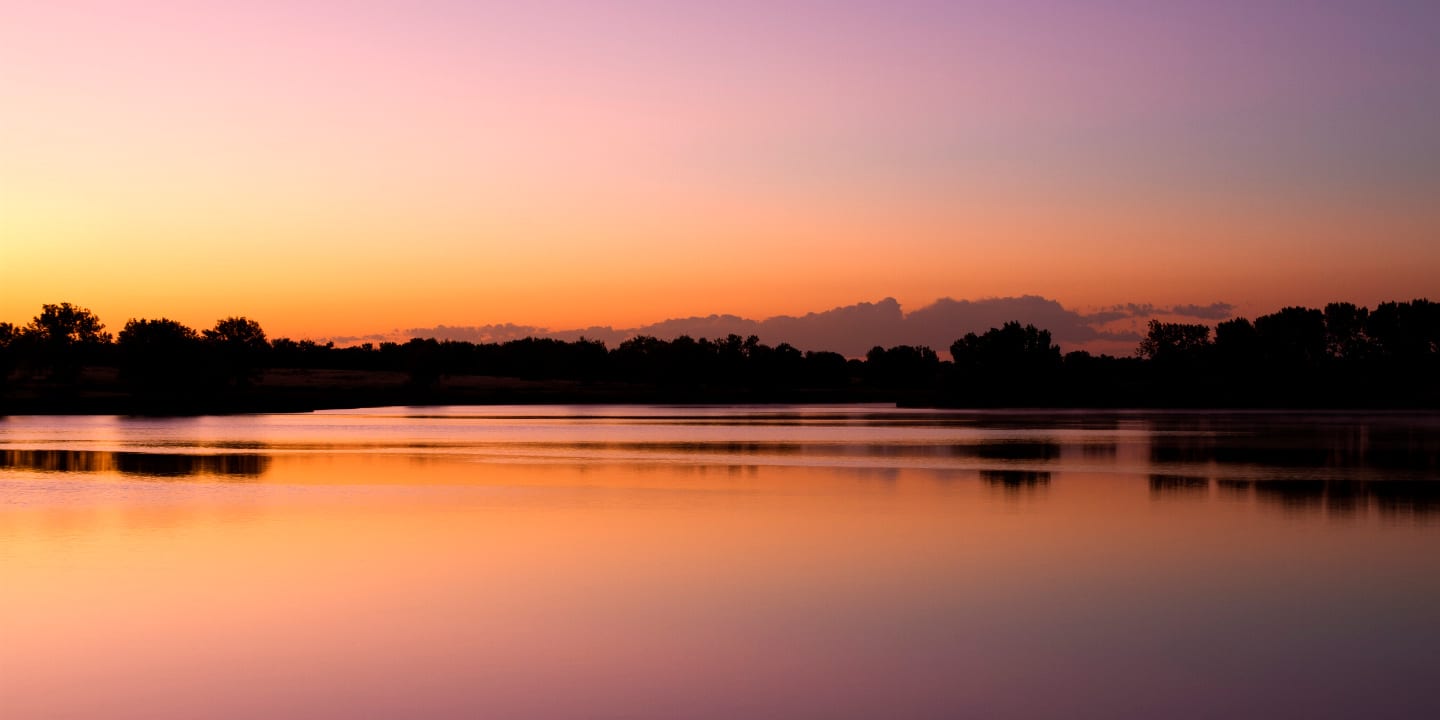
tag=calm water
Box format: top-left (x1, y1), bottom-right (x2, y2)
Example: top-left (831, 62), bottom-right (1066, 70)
top-left (2, 406), bottom-right (1438, 719)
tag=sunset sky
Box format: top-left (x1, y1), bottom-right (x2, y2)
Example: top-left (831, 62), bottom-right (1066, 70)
top-left (3, 0), bottom-right (1437, 340)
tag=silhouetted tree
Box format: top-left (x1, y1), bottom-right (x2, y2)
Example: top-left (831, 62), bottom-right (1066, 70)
top-left (401, 337), bottom-right (443, 389)
top-left (1214, 317), bottom-right (1258, 362)
top-left (1366, 300), bottom-right (1440, 362)
top-left (117, 318), bottom-right (202, 394)
top-left (25, 303), bottom-right (111, 345)
top-left (946, 322), bottom-right (1062, 404)
top-left (269, 338), bottom-right (345, 369)
top-left (749, 341), bottom-right (805, 388)
top-left (203, 317), bottom-right (268, 350)
top-left (865, 345), bottom-right (940, 388)
top-left (951, 322), bottom-right (1061, 373)
top-left (119, 318), bottom-right (199, 347)
top-left (23, 303), bottom-right (111, 381)
top-left (0, 322), bottom-right (17, 390)
top-left (1323, 302), bottom-right (1370, 362)
top-left (1136, 320), bottom-right (1211, 364)
top-left (715, 334), bottom-right (749, 384)
top-left (4, 297), bottom-right (1438, 411)
top-left (802, 350), bottom-right (850, 388)
top-left (203, 317), bottom-right (269, 387)
top-left (1254, 307), bottom-right (1327, 367)
top-left (612, 335), bottom-right (668, 384)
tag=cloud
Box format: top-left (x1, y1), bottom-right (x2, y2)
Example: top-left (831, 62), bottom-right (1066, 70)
top-left (905, 295), bottom-right (1138, 354)
top-left (561, 296), bottom-right (1127, 357)
top-left (399, 323), bottom-right (547, 344)
top-left (324, 295), bottom-right (1232, 357)
top-left (327, 323), bottom-right (549, 346)
top-left (1082, 310), bottom-right (1133, 325)
top-left (1167, 302), bottom-right (1235, 320)
top-left (1086, 301), bottom-right (1234, 323)
top-left (760, 298), bottom-right (908, 354)
top-left (551, 300), bottom-right (907, 356)
top-left (323, 332), bottom-right (393, 345)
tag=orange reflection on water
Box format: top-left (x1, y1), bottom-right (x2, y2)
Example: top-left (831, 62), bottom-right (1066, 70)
top-left (3, 443), bottom-right (1439, 719)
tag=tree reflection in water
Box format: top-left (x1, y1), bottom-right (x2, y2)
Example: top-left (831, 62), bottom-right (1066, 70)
top-left (0, 449), bottom-right (269, 479)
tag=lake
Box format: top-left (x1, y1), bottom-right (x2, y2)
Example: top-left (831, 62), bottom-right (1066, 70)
top-left (2, 406), bottom-right (1438, 719)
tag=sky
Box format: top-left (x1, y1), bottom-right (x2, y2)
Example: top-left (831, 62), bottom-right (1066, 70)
top-left (3, 0), bottom-right (1437, 344)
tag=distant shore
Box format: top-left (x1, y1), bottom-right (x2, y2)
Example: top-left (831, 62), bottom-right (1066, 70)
top-left (4, 366), bottom-right (1436, 416)
top-left (4, 299), bottom-right (1437, 415)
top-left (0, 367), bottom-right (896, 416)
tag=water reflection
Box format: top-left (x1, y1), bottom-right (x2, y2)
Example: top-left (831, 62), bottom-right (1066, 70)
top-left (3, 408), bottom-right (1440, 719)
top-left (1146, 417), bottom-right (1440, 476)
top-left (380, 407), bottom-right (1132, 430)
top-left (475, 439), bottom-right (1074, 463)
top-left (1149, 474), bottom-right (1210, 498)
top-left (1216, 478), bottom-right (1440, 519)
top-left (980, 469), bottom-right (1051, 497)
top-left (1138, 415), bottom-right (1440, 518)
top-left (974, 441), bottom-right (1061, 461)
top-left (0, 449), bottom-right (270, 479)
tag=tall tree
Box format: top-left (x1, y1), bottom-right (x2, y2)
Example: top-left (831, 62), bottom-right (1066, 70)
top-left (23, 303), bottom-right (111, 381)
top-left (118, 318), bottom-right (202, 392)
top-left (203, 317), bottom-right (269, 387)
top-left (1255, 307), bottom-right (1327, 366)
top-left (1136, 320), bottom-right (1211, 364)
top-left (0, 322), bottom-right (18, 389)
top-left (203, 317), bottom-right (268, 351)
top-left (25, 303), bottom-right (111, 345)
top-left (951, 321), bottom-right (1061, 373)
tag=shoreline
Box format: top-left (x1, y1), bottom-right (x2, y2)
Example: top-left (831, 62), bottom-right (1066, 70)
top-left (5, 393), bottom-right (1436, 418)
top-left (4, 367), bottom-right (1437, 417)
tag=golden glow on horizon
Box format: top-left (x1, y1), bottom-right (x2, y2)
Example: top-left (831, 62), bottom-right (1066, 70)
top-left (6, 183), bottom-right (1437, 338)
top-left (4, 1), bottom-right (1438, 338)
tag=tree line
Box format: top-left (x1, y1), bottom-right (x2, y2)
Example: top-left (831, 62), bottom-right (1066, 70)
top-left (1, 299), bottom-right (1436, 410)
top-left (1121, 300), bottom-right (1439, 406)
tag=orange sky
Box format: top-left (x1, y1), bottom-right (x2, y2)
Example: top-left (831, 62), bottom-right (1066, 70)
top-left (3, 1), bottom-right (1437, 338)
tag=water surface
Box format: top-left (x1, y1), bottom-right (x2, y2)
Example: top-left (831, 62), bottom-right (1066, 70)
top-left (3, 406), bottom-right (1438, 719)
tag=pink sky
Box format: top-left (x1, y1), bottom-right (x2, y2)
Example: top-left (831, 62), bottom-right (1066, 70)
top-left (3, 1), bottom-right (1437, 339)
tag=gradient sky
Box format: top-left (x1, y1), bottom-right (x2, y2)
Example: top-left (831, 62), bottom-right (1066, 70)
top-left (3, 0), bottom-right (1437, 339)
